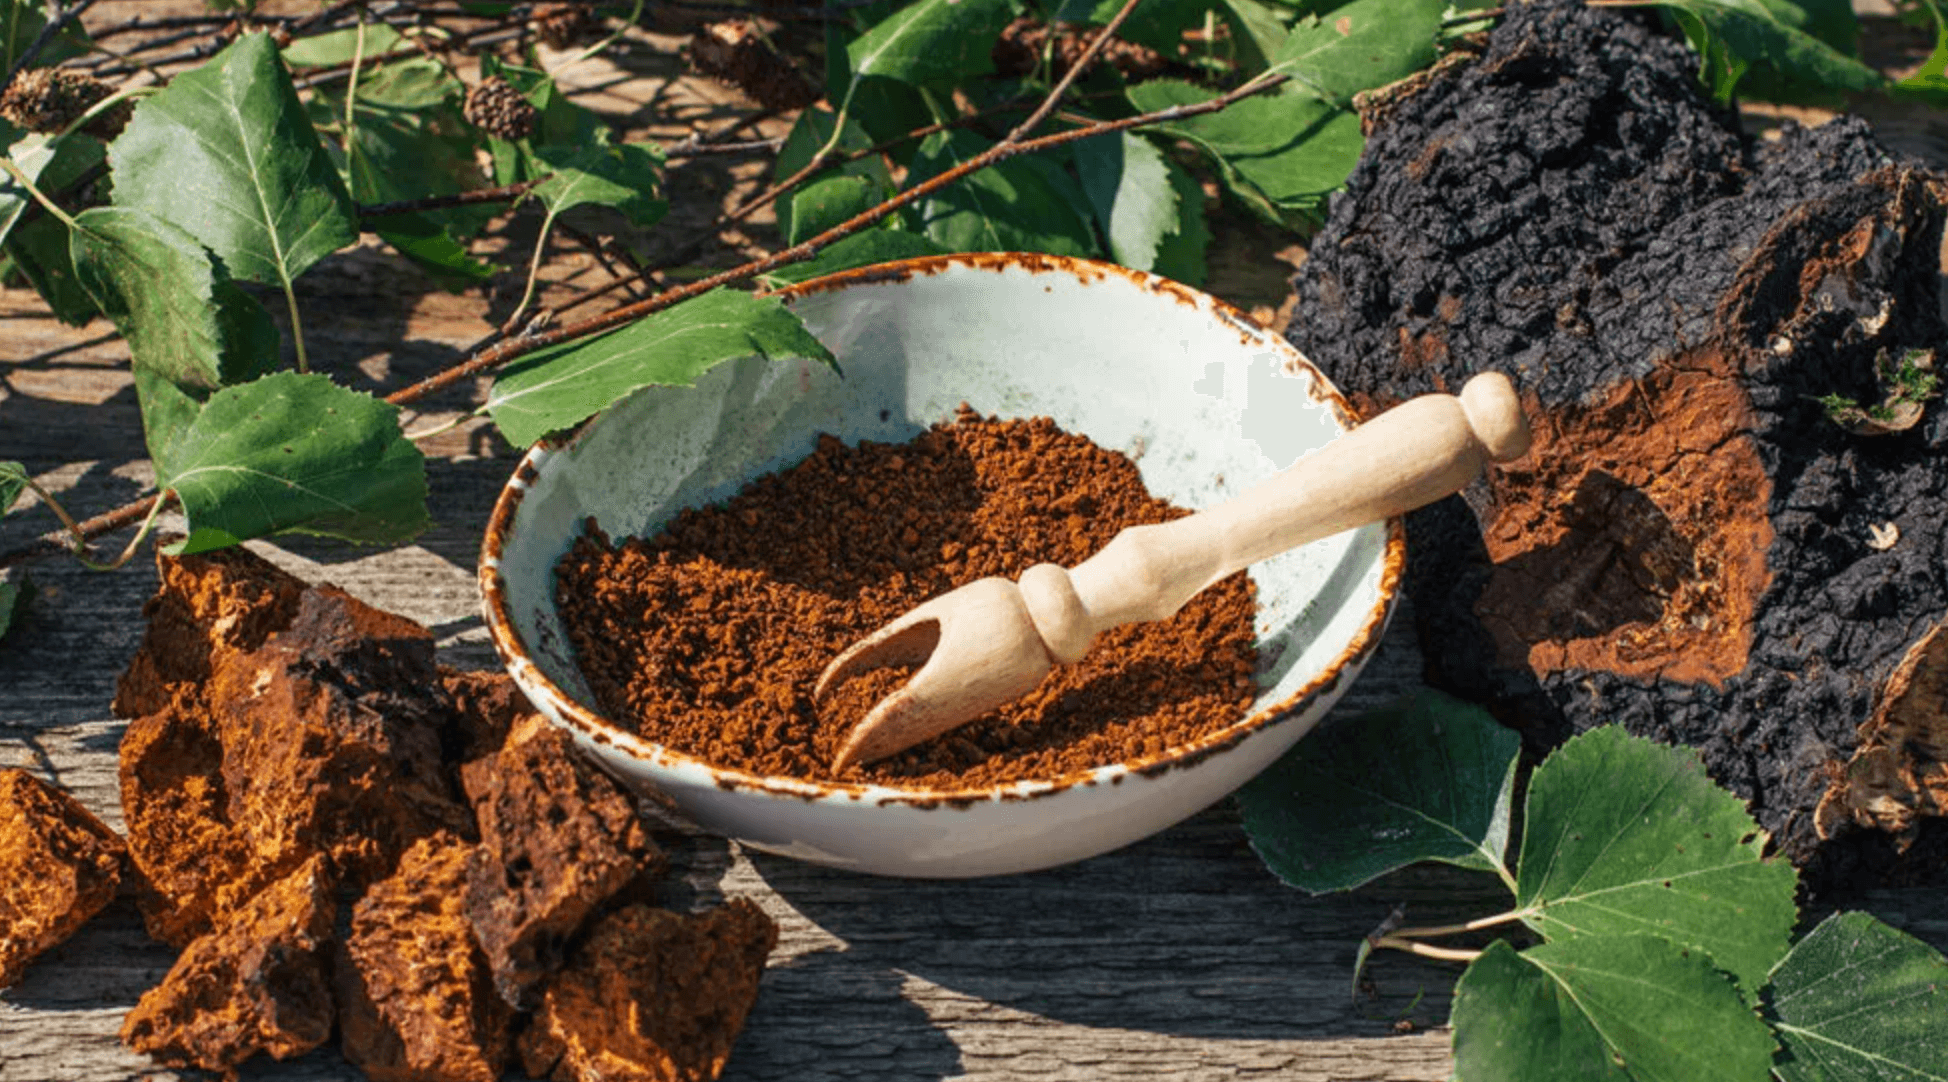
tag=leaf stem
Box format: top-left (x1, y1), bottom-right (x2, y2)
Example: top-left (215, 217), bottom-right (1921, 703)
top-left (342, 16), bottom-right (368, 183)
top-left (16, 473), bottom-right (96, 561)
top-left (1387, 909), bottom-right (1531, 941)
top-left (1370, 936), bottom-right (1484, 963)
top-left (505, 209), bottom-right (560, 335)
top-left (0, 156), bottom-right (80, 231)
top-left (275, 273), bottom-right (312, 373)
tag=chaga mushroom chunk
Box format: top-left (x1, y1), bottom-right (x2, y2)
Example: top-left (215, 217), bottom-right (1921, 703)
top-left (1282, 0), bottom-right (1948, 891)
top-left (0, 769), bottom-right (125, 989)
top-left (210, 585), bottom-right (474, 885)
top-left (121, 854), bottom-right (336, 1073)
top-left (461, 721), bottom-right (665, 1009)
top-left (112, 546), bottom-right (306, 720)
top-left (336, 831), bottom-right (514, 1082)
top-left (520, 900), bottom-right (779, 1082)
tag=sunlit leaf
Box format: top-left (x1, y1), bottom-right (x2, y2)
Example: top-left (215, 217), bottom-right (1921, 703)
top-left (1650, 0), bottom-right (1885, 102)
top-left (108, 32), bottom-right (360, 290)
top-left (279, 22), bottom-right (409, 67)
top-left (1769, 910), bottom-right (1948, 1082)
top-left (1074, 132), bottom-right (1175, 271)
top-left (1515, 726), bottom-right (1799, 996)
top-left (69, 206), bottom-right (279, 461)
top-left (1272, 0), bottom-right (1446, 103)
top-left (158, 372), bottom-right (429, 555)
top-left (0, 460), bottom-right (24, 517)
top-left (907, 129), bottom-right (1097, 256)
top-left (1453, 937), bottom-right (1774, 1082)
top-left (787, 174), bottom-right (885, 244)
top-left (1895, 0), bottom-right (1948, 106)
top-left (486, 288), bottom-right (838, 447)
top-left (531, 142), bottom-right (668, 226)
top-left (1128, 79), bottom-right (1362, 226)
top-left (846, 0), bottom-right (1014, 86)
top-left (1237, 690), bottom-right (1520, 892)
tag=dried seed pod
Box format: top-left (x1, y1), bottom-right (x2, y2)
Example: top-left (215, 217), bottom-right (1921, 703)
top-left (990, 17), bottom-right (1171, 82)
top-left (687, 19), bottom-right (818, 112)
top-left (464, 75), bottom-right (539, 141)
top-left (0, 67), bottom-right (133, 140)
top-left (531, 1), bottom-right (600, 50)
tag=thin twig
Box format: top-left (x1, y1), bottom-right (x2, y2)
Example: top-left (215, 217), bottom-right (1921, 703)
top-left (357, 178), bottom-right (543, 221)
top-left (383, 69), bottom-right (1290, 408)
top-left (1006, 0), bottom-right (1144, 142)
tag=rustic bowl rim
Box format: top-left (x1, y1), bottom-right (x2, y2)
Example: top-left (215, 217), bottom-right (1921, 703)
top-left (479, 251), bottom-right (1407, 810)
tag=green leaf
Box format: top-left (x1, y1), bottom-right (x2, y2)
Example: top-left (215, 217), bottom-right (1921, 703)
top-left (0, 460), bottom-right (24, 516)
top-left (1, 0), bottom-right (91, 73)
top-left (370, 213), bottom-right (496, 286)
top-left (1272, 0), bottom-right (1445, 103)
top-left (531, 142), bottom-right (668, 226)
top-left (68, 206), bottom-right (279, 462)
top-left (0, 129), bottom-right (103, 321)
top-left (1453, 937), bottom-right (1775, 1082)
top-left (5, 209), bottom-right (98, 324)
top-left (1221, 0), bottom-right (1293, 74)
top-left (107, 32), bottom-right (360, 289)
top-left (846, 0), bottom-right (1014, 86)
top-left (1515, 726), bottom-right (1798, 996)
top-left (787, 174), bottom-right (886, 245)
top-left (1768, 911), bottom-right (1948, 1082)
top-left (0, 130), bottom-right (101, 250)
top-left (157, 372), bottom-right (429, 555)
top-left (479, 55), bottom-right (608, 169)
top-left (1127, 79), bottom-right (1362, 226)
top-left (1150, 152), bottom-right (1210, 286)
top-left (1073, 132), bottom-right (1175, 272)
top-left (279, 22), bottom-right (408, 67)
top-left (775, 106), bottom-right (888, 240)
top-left (1236, 689), bottom-right (1520, 893)
top-left (756, 228), bottom-right (950, 286)
top-left (486, 288), bottom-right (839, 447)
top-left (1052, 0), bottom-right (1222, 55)
top-left (1895, 0), bottom-right (1948, 105)
top-left (1650, 0), bottom-right (1886, 102)
top-left (907, 129), bottom-right (1098, 256)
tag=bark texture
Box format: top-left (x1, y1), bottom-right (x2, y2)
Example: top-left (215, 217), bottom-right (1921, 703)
top-left (1284, 0), bottom-right (1948, 891)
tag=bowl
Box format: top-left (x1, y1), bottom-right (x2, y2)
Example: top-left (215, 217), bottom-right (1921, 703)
top-left (479, 252), bottom-right (1403, 878)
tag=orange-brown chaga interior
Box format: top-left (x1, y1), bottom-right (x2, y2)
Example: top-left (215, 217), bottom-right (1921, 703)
top-left (1474, 354), bottom-right (1772, 688)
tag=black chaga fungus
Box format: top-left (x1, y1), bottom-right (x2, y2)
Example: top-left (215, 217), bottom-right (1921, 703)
top-left (1285, 0), bottom-right (1948, 896)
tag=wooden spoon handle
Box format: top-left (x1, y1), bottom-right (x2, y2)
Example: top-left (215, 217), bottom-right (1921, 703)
top-left (1018, 372), bottom-right (1530, 664)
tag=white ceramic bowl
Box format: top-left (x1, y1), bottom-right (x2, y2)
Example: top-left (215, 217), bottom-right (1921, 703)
top-left (480, 253), bottom-right (1403, 878)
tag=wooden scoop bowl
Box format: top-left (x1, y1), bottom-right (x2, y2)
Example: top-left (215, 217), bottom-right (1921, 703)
top-left (815, 372), bottom-right (1531, 773)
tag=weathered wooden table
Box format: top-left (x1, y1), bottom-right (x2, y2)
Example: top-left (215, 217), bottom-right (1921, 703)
top-left (7, 263), bottom-right (1948, 1082)
top-left (6, 4), bottom-right (1948, 1075)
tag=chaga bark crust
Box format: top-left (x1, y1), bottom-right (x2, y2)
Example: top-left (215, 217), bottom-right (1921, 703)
top-left (1284, 0), bottom-right (1948, 891)
top-left (120, 855), bottom-right (336, 1073)
top-left (520, 900), bottom-right (779, 1082)
top-left (336, 832), bottom-right (514, 1082)
top-left (461, 721), bottom-right (664, 1010)
top-left (0, 769), bottom-right (125, 988)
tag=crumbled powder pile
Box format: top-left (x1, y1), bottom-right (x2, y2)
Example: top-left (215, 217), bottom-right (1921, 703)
top-left (556, 410), bottom-right (1261, 789)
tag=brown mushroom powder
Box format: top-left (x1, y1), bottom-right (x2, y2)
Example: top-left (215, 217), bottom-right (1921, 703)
top-left (555, 410), bottom-right (1259, 790)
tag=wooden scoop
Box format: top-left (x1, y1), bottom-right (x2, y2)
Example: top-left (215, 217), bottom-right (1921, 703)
top-left (815, 372), bottom-right (1531, 773)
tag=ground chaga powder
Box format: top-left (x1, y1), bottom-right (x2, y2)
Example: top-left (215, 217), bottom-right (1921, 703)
top-left (555, 410), bottom-right (1259, 789)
